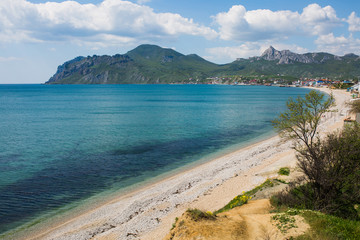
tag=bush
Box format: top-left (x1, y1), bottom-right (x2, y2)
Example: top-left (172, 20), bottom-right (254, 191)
top-left (271, 181), bottom-right (315, 210)
top-left (186, 209), bottom-right (216, 221)
top-left (273, 124), bottom-right (360, 220)
top-left (278, 167), bottom-right (290, 176)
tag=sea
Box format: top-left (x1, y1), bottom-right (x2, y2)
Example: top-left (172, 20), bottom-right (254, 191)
top-left (0, 84), bottom-right (311, 236)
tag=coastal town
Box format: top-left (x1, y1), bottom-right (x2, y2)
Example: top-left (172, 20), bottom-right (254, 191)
top-left (186, 75), bottom-right (359, 90)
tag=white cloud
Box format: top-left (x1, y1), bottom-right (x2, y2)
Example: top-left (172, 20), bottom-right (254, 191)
top-left (72, 34), bottom-right (137, 50)
top-left (315, 33), bottom-right (360, 55)
top-left (348, 12), bottom-right (360, 32)
top-left (206, 42), bottom-right (309, 63)
top-left (136, 0), bottom-right (151, 4)
top-left (0, 0), bottom-right (217, 45)
top-left (214, 3), bottom-right (342, 42)
top-left (0, 29), bottom-right (42, 43)
top-left (206, 43), bottom-right (264, 61)
top-left (300, 4), bottom-right (341, 35)
top-left (0, 56), bottom-right (21, 62)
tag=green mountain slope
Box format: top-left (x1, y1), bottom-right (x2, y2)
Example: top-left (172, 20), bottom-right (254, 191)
top-left (46, 45), bottom-right (360, 84)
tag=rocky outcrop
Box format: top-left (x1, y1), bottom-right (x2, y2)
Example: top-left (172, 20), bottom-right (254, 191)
top-left (46, 44), bottom-right (217, 84)
top-left (46, 44), bottom-right (360, 84)
top-left (47, 54), bottom-right (134, 84)
top-left (260, 46), bottom-right (314, 64)
top-left (259, 46), bottom-right (347, 64)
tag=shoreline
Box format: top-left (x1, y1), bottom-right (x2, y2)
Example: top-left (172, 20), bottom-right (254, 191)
top-left (3, 130), bottom-right (276, 239)
top-left (13, 131), bottom-right (279, 240)
top-left (8, 87), bottom-right (350, 240)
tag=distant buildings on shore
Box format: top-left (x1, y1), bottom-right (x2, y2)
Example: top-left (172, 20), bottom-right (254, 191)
top-left (181, 76), bottom-right (358, 91)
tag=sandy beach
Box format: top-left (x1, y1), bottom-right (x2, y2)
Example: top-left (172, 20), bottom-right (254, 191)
top-left (13, 87), bottom-right (350, 240)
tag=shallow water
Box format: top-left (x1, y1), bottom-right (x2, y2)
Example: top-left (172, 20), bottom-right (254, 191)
top-left (0, 84), bottom-right (310, 234)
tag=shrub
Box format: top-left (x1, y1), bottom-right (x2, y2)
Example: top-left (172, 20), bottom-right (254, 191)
top-left (271, 181), bottom-right (315, 210)
top-left (297, 124), bottom-right (360, 219)
top-left (278, 167), bottom-right (290, 176)
top-left (186, 209), bottom-right (216, 221)
top-left (273, 90), bottom-right (360, 220)
top-left (299, 210), bottom-right (360, 239)
top-left (273, 124), bottom-right (360, 220)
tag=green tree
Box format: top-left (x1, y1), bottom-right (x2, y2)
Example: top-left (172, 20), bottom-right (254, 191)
top-left (273, 124), bottom-right (360, 219)
top-left (272, 90), bottom-right (335, 202)
top-left (272, 90), bottom-right (335, 151)
top-left (272, 90), bottom-right (360, 219)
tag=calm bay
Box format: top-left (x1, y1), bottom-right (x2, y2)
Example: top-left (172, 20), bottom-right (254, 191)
top-left (0, 84), bottom-right (310, 235)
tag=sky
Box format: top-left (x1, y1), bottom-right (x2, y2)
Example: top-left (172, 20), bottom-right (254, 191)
top-left (1, 0), bottom-right (360, 83)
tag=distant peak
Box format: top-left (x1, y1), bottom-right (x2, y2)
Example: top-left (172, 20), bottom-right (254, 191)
top-left (263, 46), bottom-right (278, 53)
top-left (130, 44), bottom-right (162, 51)
top-left (261, 46), bottom-right (279, 58)
top-left (127, 44), bottom-right (179, 54)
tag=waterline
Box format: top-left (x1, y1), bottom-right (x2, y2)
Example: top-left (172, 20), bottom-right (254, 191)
top-left (0, 84), bottom-right (311, 236)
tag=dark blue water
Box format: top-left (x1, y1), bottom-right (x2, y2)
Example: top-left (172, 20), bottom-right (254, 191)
top-left (0, 84), bottom-right (310, 234)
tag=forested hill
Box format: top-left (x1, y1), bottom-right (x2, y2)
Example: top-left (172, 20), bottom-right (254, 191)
top-left (46, 44), bottom-right (360, 84)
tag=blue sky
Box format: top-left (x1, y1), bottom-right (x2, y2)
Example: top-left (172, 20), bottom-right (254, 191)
top-left (1, 0), bottom-right (360, 83)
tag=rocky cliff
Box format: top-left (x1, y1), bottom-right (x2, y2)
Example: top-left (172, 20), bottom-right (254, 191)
top-left (46, 45), bottom-right (360, 84)
top-left (258, 46), bottom-right (344, 64)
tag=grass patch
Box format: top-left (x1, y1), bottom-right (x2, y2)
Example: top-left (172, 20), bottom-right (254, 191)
top-left (186, 209), bottom-right (216, 221)
top-left (278, 167), bottom-right (290, 176)
top-left (272, 211), bottom-right (298, 233)
top-left (171, 217), bottom-right (179, 230)
top-left (271, 190), bottom-right (360, 240)
top-left (275, 178), bottom-right (288, 184)
top-left (215, 179), bottom-right (283, 214)
top-left (296, 210), bottom-right (360, 240)
top-left (215, 194), bottom-right (251, 214)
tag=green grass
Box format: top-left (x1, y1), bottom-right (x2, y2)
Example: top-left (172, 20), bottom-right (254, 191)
top-left (215, 179), bottom-right (284, 214)
top-left (278, 167), bottom-right (290, 176)
top-left (186, 209), bottom-right (216, 221)
top-left (170, 178), bottom-right (287, 234)
top-left (296, 210), bottom-right (360, 240)
top-left (171, 217), bottom-right (179, 230)
top-left (272, 211), bottom-right (298, 233)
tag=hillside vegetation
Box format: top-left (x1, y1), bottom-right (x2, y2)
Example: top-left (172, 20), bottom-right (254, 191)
top-left (46, 45), bottom-right (360, 84)
top-left (165, 91), bottom-right (360, 240)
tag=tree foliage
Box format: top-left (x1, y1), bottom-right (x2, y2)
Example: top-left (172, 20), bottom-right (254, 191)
top-left (272, 90), bottom-right (335, 150)
top-left (297, 124), bottom-right (360, 218)
top-left (272, 90), bottom-right (360, 220)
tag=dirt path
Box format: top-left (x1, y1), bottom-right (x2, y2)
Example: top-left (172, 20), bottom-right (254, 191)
top-left (165, 198), bottom-right (309, 240)
top-left (164, 88), bottom-right (350, 240)
top-left (237, 200), bottom-right (275, 239)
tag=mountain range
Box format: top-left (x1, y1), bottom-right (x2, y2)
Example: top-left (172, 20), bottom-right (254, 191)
top-left (46, 44), bottom-right (360, 84)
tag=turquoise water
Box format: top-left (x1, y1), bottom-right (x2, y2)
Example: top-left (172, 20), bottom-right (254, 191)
top-left (0, 84), bottom-right (310, 234)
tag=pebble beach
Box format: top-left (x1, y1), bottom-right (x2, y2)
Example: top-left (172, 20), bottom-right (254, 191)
top-left (13, 88), bottom-right (350, 240)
